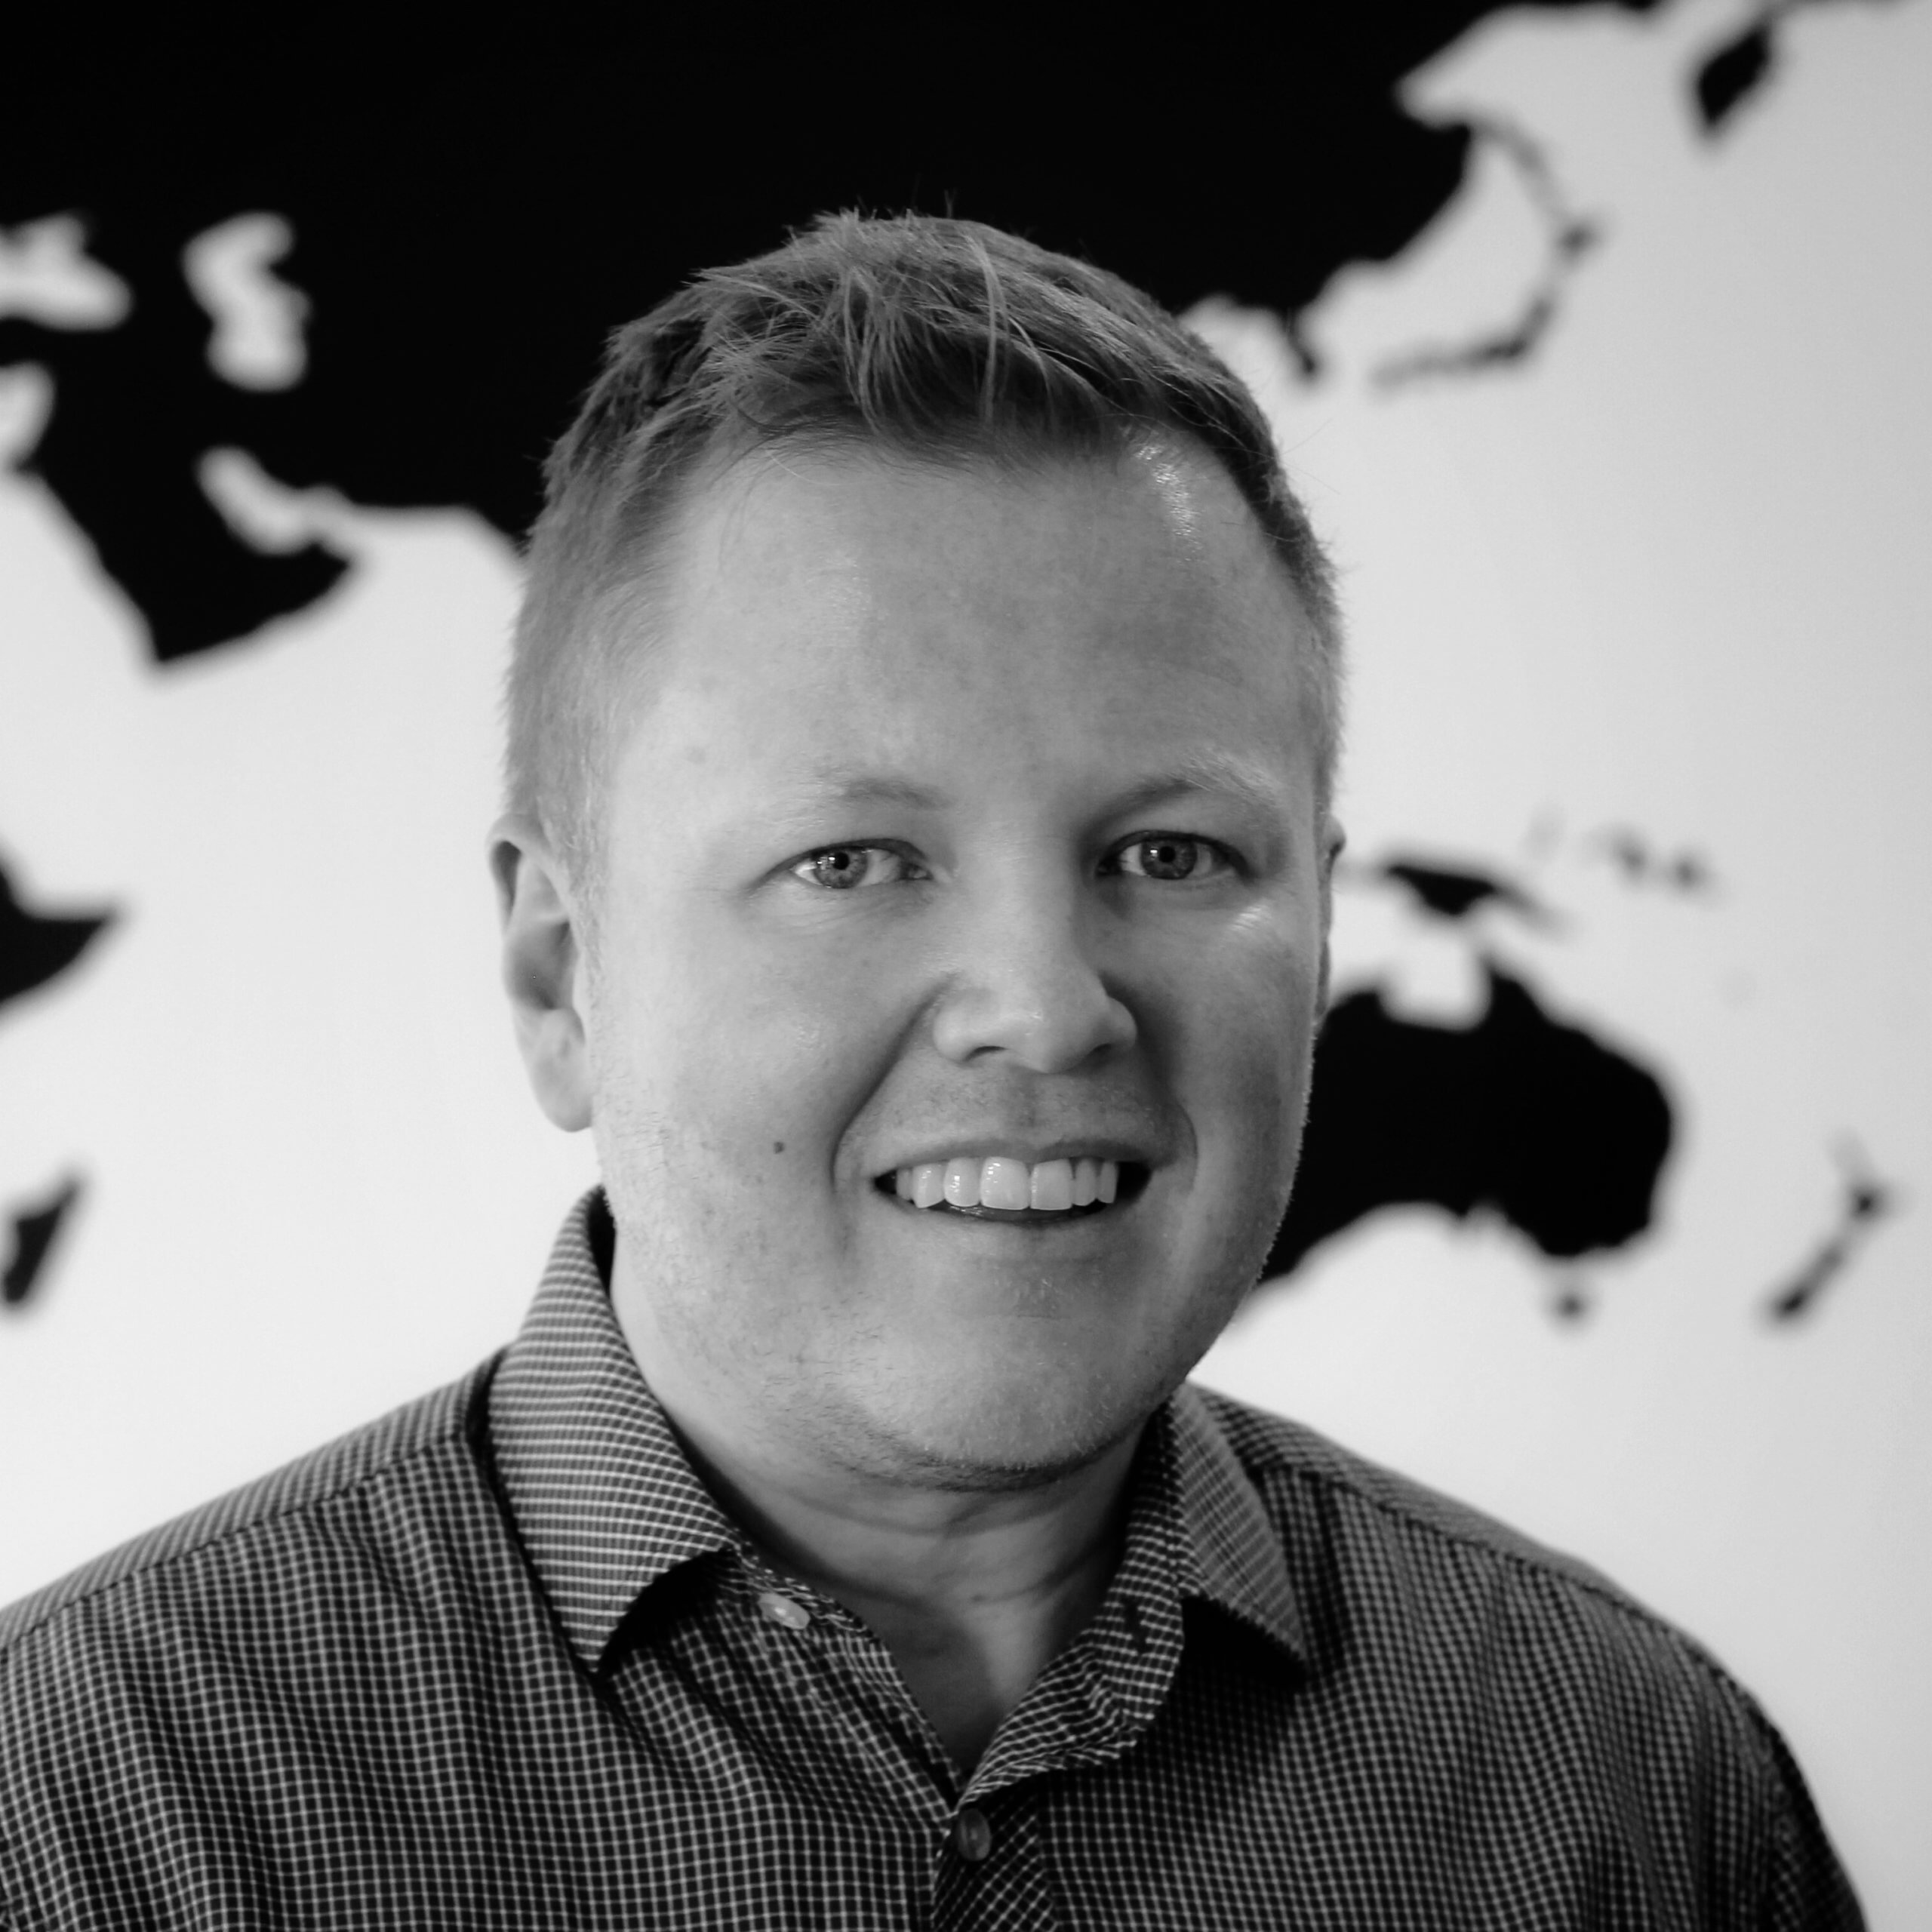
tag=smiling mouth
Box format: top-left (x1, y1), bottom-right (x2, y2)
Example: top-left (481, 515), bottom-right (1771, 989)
top-left (873, 1155), bottom-right (1149, 1222)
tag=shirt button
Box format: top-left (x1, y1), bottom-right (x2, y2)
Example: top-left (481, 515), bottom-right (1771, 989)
top-left (757, 1591), bottom-right (812, 1632)
top-left (953, 1806), bottom-right (993, 1863)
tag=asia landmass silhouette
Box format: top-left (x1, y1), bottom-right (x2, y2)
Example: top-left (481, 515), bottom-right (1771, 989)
top-left (2, 0), bottom-right (1814, 669)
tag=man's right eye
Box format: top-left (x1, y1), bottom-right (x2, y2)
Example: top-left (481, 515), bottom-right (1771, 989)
top-left (789, 845), bottom-right (924, 891)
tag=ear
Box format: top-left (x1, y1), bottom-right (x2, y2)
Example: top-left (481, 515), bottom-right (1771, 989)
top-left (1315, 814), bottom-right (1346, 1024)
top-left (489, 814), bottom-right (594, 1132)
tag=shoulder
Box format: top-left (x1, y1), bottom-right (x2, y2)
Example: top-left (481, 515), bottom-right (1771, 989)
top-left (1178, 1386), bottom-right (1863, 1921)
top-left (1193, 1380), bottom-right (1633, 1594)
top-left (0, 1359), bottom-right (531, 1924)
top-left (1186, 1381), bottom-right (1794, 1776)
top-left (0, 1358), bottom-right (499, 1669)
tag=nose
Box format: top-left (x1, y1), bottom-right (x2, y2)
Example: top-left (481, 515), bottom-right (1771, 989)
top-left (929, 870), bottom-right (1137, 1072)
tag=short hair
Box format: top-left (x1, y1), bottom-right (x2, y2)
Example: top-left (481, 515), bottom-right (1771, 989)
top-left (505, 211), bottom-right (1343, 900)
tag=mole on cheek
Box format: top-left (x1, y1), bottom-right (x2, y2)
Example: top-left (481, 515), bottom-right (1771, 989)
top-left (772, 1141), bottom-right (786, 1154)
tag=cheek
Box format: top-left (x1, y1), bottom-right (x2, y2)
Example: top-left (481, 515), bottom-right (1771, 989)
top-left (601, 912), bottom-right (903, 1171)
top-left (1172, 906), bottom-right (1320, 1070)
top-left (1168, 927), bottom-right (1321, 1169)
top-left (1168, 952), bottom-right (1318, 1300)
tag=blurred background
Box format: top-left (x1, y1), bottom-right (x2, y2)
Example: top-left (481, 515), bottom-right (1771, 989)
top-left (3, 3), bottom-right (1926, 1918)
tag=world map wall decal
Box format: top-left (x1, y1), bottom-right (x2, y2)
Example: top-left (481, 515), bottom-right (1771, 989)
top-left (8, 11), bottom-right (1932, 1912)
top-left (4, 0), bottom-right (1897, 1327)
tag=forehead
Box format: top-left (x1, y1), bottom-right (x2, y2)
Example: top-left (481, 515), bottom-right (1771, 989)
top-left (615, 439), bottom-right (1315, 814)
top-left (672, 435), bottom-right (1287, 633)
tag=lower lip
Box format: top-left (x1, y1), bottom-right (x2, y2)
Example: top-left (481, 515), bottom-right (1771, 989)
top-left (903, 1200), bottom-right (1111, 1227)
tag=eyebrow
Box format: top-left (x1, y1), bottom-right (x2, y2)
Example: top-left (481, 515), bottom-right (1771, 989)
top-left (792, 764), bottom-right (953, 811)
top-left (1103, 753), bottom-right (1293, 823)
top-left (786, 752), bottom-right (1290, 821)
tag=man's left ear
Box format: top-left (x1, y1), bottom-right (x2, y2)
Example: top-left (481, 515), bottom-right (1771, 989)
top-left (489, 815), bottom-right (594, 1133)
top-left (1316, 814), bottom-right (1346, 1023)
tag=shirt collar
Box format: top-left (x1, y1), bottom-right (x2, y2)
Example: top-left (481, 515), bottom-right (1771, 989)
top-left (488, 1189), bottom-right (742, 1669)
top-left (489, 1189), bottom-right (1307, 1675)
top-left (1164, 1380), bottom-right (1306, 1661)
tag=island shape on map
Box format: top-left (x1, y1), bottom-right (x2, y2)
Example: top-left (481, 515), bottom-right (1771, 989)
top-left (1263, 854), bottom-right (1675, 1286)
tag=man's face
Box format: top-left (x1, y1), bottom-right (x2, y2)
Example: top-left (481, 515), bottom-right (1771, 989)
top-left (583, 440), bottom-right (1333, 1484)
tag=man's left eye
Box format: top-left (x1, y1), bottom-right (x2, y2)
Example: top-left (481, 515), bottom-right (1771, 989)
top-left (1112, 835), bottom-right (1233, 882)
top-left (791, 845), bottom-right (922, 890)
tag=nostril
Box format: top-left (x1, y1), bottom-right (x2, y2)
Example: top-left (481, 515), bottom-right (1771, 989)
top-left (928, 961), bottom-right (1137, 1072)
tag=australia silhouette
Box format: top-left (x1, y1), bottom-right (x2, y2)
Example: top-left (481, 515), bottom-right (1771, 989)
top-left (1266, 854), bottom-right (1673, 1281)
top-left (1268, 967), bottom-right (1672, 1278)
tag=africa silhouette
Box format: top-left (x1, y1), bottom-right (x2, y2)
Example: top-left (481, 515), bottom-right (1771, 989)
top-left (2, 1177), bottom-right (81, 1309)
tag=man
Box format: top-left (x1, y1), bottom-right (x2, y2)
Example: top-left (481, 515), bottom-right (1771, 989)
top-left (0, 214), bottom-right (1860, 1926)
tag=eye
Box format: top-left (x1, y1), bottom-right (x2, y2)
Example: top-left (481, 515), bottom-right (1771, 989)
top-left (1111, 834), bottom-right (1235, 883)
top-left (789, 844), bottom-right (926, 891)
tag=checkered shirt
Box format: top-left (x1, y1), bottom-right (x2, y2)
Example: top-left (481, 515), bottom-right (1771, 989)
top-left (1, 1191), bottom-right (1860, 1927)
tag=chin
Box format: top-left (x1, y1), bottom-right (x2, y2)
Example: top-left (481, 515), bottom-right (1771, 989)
top-left (844, 1354), bottom-right (1182, 1492)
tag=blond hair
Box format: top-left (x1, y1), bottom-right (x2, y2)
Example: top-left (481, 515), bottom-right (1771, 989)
top-left (506, 211), bottom-right (1342, 896)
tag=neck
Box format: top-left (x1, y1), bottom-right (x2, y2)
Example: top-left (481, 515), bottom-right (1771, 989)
top-left (710, 1423), bottom-right (1140, 1774)
top-left (611, 1250), bottom-right (1142, 1777)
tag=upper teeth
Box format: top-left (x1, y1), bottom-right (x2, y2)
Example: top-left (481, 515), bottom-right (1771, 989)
top-left (894, 1156), bottom-right (1120, 1211)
